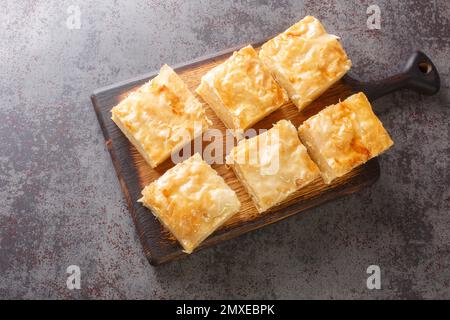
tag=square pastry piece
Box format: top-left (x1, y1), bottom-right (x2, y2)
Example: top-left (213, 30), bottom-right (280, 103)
top-left (226, 120), bottom-right (320, 213)
top-left (196, 45), bottom-right (288, 132)
top-left (259, 16), bottom-right (352, 111)
top-left (139, 153), bottom-right (241, 254)
top-left (111, 64), bottom-right (211, 168)
top-left (298, 92), bottom-right (394, 184)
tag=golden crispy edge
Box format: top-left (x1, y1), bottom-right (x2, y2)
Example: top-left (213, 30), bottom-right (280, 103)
top-left (111, 111), bottom-right (207, 169)
top-left (298, 125), bottom-right (335, 184)
top-left (111, 113), bottom-right (158, 168)
top-left (229, 161), bottom-right (267, 213)
top-left (295, 68), bottom-right (350, 111)
top-left (345, 93), bottom-right (394, 155)
top-left (139, 198), bottom-right (197, 253)
top-left (196, 80), bottom-right (237, 130)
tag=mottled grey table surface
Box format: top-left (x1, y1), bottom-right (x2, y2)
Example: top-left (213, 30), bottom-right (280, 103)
top-left (0, 1), bottom-right (449, 299)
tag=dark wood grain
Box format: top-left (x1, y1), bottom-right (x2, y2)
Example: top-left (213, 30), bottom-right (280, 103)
top-left (91, 44), bottom-right (385, 266)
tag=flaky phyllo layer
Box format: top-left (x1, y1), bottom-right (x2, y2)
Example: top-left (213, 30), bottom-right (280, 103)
top-left (227, 120), bottom-right (320, 213)
top-left (139, 154), bottom-right (240, 253)
top-left (196, 45), bottom-right (288, 132)
top-left (259, 16), bottom-right (352, 111)
top-left (298, 92), bottom-right (393, 184)
top-left (111, 65), bottom-right (211, 168)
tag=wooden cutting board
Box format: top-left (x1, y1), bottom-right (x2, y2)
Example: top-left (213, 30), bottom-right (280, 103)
top-left (91, 42), bottom-right (439, 265)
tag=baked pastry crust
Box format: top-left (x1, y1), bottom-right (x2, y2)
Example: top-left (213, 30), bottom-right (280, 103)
top-left (196, 45), bottom-right (288, 132)
top-left (139, 153), bottom-right (241, 253)
top-left (298, 92), bottom-right (394, 184)
top-left (111, 64), bottom-right (211, 168)
top-left (259, 15), bottom-right (352, 111)
top-left (226, 120), bottom-right (320, 213)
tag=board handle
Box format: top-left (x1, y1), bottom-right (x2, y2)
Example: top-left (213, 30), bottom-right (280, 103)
top-left (343, 51), bottom-right (440, 101)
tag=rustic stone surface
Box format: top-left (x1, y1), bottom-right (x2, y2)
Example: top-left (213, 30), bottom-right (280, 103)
top-left (0, 0), bottom-right (448, 299)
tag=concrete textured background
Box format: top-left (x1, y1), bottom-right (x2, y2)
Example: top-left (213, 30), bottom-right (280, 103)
top-left (0, 0), bottom-right (449, 299)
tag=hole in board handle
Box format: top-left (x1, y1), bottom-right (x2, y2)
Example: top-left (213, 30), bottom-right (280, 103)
top-left (418, 62), bottom-right (432, 74)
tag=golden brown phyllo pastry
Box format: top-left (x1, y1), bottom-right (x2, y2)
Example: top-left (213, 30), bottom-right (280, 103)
top-left (298, 92), bottom-right (393, 184)
top-left (259, 16), bottom-right (352, 111)
top-left (111, 65), bottom-right (211, 168)
top-left (226, 120), bottom-right (320, 213)
top-left (196, 45), bottom-right (288, 133)
top-left (139, 153), bottom-right (241, 253)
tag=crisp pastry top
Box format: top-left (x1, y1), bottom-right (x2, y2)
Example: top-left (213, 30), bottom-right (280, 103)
top-left (259, 16), bottom-right (352, 111)
top-left (197, 45), bottom-right (288, 130)
top-left (298, 92), bottom-right (393, 178)
top-left (139, 153), bottom-right (241, 253)
top-left (226, 120), bottom-right (320, 212)
top-left (111, 64), bottom-right (211, 167)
